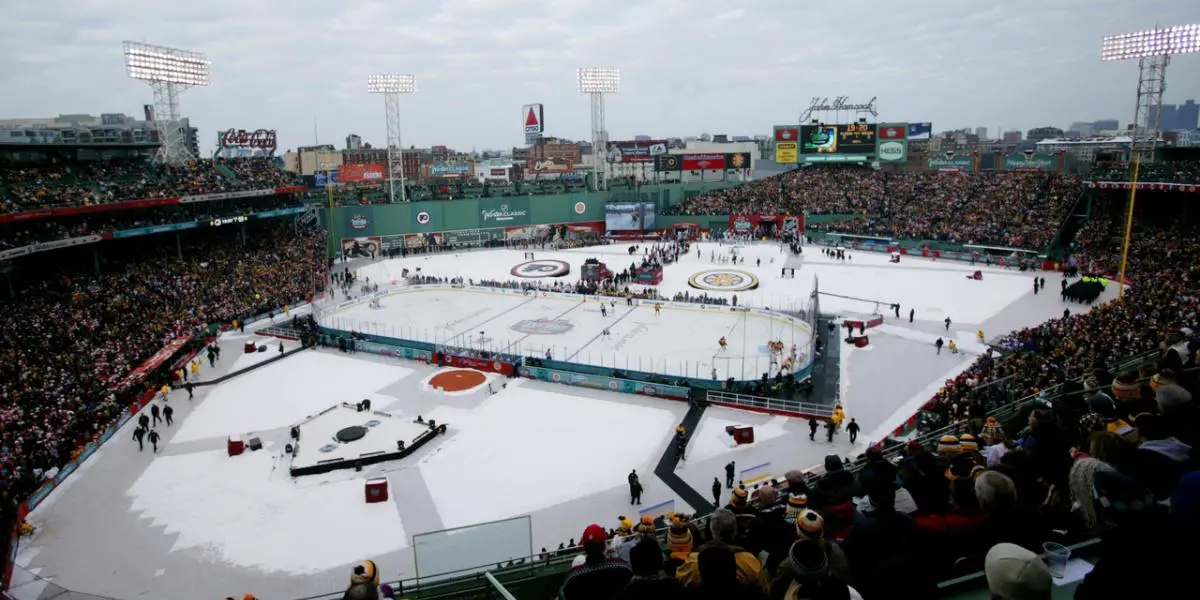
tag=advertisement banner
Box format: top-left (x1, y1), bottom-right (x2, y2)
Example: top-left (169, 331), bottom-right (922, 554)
top-left (1003, 152), bottom-right (1057, 171)
top-left (877, 123), bottom-right (908, 140)
top-left (774, 142), bottom-right (799, 164)
top-left (728, 214), bottom-right (805, 235)
top-left (314, 170), bottom-right (338, 187)
top-left (522, 104), bottom-right (544, 135)
top-left (430, 162), bottom-right (474, 177)
top-left (801, 123), bottom-right (877, 155)
top-left (0, 196), bottom-right (180, 225)
top-left (518, 365), bottom-right (689, 399)
top-left (478, 198), bottom-right (531, 226)
top-left (178, 188), bottom-right (280, 203)
top-left (340, 164), bottom-right (385, 183)
top-left (928, 154), bottom-right (973, 171)
top-left (877, 139), bottom-right (908, 163)
top-left (119, 337), bottom-right (191, 390)
top-left (111, 222), bottom-right (200, 239)
top-left (528, 158), bottom-right (573, 173)
top-left (489, 168), bottom-right (506, 177)
top-left (606, 140), bottom-right (668, 163)
top-left (218, 128), bottom-right (277, 152)
top-left (682, 153), bottom-right (727, 170)
top-left (654, 155), bottom-right (681, 171)
top-left (442, 228), bottom-right (501, 246)
top-left (441, 353), bottom-right (516, 376)
top-left (907, 122), bottom-right (933, 140)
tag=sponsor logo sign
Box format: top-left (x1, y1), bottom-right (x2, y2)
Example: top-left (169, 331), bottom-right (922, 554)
top-left (928, 154), bottom-right (973, 171)
top-left (530, 158), bottom-right (573, 173)
top-left (480, 203), bottom-right (528, 223)
top-left (774, 126), bottom-right (799, 142)
top-left (878, 124), bottom-right (907, 140)
top-left (490, 168), bottom-right (507, 177)
top-left (682, 153), bottom-right (727, 170)
top-left (606, 140), bottom-right (668, 163)
top-left (800, 96), bottom-right (879, 121)
top-left (574, 201), bottom-right (587, 215)
top-left (350, 214), bottom-right (370, 230)
top-left (522, 104), bottom-right (544, 134)
top-left (340, 164), bottom-right (385, 182)
top-left (416, 211), bottom-right (431, 225)
top-left (1004, 151), bottom-right (1057, 171)
top-left (687, 269), bottom-right (761, 292)
top-left (219, 128), bottom-right (277, 151)
top-left (510, 259), bottom-right (571, 278)
top-left (655, 155), bottom-right (681, 171)
top-left (877, 140), bottom-right (907, 163)
top-left (430, 162), bottom-right (473, 177)
top-left (775, 142), bottom-right (799, 164)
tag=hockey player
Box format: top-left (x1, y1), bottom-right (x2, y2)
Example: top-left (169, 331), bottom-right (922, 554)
top-left (158, 384), bottom-right (170, 402)
top-left (718, 336), bottom-right (727, 351)
top-left (654, 303), bottom-right (661, 316)
top-left (948, 339), bottom-right (959, 354)
top-left (935, 337), bottom-right (945, 355)
top-left (600, 304), bottom-right (607, 317)
top-left (944, 316), bottom-right (952, 331)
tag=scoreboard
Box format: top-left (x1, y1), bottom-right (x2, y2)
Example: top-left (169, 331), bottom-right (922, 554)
top-left (800, 123), bottom-right (877, 156)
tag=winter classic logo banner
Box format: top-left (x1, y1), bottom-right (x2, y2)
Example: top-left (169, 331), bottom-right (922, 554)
top-left (479, 199), bottom-right (530, 225)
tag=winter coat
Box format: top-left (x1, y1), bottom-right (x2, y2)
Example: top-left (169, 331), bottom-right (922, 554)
top-left (615, 575), bottom-right (686, 600)
top-left (675, 542), bottom-right (765, 592)
top-left (559, 558), bottom-right (633, 600)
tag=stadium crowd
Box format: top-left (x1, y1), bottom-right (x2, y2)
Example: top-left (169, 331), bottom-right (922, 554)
top-left (667, 167), bottom-right (1082, 250)
top-left (0, 226), bottom-right (326, 554)
top-left (0, 157), bottom-right (301, 214)
top-left (1087, 160), bottom-right (1200, 183)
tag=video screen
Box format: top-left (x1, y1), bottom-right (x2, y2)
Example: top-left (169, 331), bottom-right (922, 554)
top-left (605, 202), bottom-right (656, 231)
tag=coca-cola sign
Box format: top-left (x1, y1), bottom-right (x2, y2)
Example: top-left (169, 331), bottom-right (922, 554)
top-left (219, 128), bottom-right (277, 151)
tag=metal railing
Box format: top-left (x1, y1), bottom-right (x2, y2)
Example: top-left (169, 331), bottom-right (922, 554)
top-left (706, 389), bottom-right (834, 418)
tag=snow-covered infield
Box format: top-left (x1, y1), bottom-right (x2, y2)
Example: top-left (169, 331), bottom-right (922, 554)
top-left (16, 240), bottom-right (1088, 600)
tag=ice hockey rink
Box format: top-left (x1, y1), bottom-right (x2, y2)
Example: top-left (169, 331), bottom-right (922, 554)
top-left (327, 287), bottom-right (814, 380)
top-left (12, 239), bottom-right (1111, 600)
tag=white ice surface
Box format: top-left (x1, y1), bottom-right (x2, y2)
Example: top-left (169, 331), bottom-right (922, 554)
top-left (126, 447), bottom-right (407, 574)
top-left (355, 242), bottom-right (1036, 323)
top-left (417, 386), bottom-right (684, 529)
top-left (685, 407), bottom-right (793, 464)
top-left (171, 352), bottom-right (412, 443)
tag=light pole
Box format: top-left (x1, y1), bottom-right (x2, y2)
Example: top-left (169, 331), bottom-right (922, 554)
top-left (577, 68), bottom-right (619, 191)
top-left (1101, 24), bottom-right (1199, 297)
top-left (123, 41), bottom-right (210, 164)
top-left (367, 74), bottom-right (417, 203)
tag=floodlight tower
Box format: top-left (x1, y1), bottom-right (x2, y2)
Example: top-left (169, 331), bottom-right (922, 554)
top-left (367, 74), bottom-right (417, 203)
top-left (1101, 24), bottom-right (1200, 155)
top-left (123, 41), bottom-right (210, 164)
top-left (1101, 24), bottom-right (1200, 298)
top-left (577, 68), bottom-right (620, 191)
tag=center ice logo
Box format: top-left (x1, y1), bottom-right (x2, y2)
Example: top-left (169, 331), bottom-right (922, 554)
top-left (688, 269), bottom-right (761, 292)
top-left (510, 259), bottom-right (570, 278)
top-left (512, 319), bottom-right (575, 335)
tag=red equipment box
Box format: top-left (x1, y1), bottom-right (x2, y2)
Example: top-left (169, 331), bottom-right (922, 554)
top-left (365, 478), bottom-right (389, 503)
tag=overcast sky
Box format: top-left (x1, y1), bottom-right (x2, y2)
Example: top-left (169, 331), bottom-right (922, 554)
top-left (1, 0), bottom-right (1198, 154)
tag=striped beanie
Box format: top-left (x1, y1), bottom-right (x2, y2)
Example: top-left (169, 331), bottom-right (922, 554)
top-left (980, 417), bottom-right (1005, 445)
top-left (666, 518), bottom-right (693, 557)
top-left (350, 560), bottom-right (380, 586)
top-left (784, 494), bottom-right (808, 523)
top-left (636, 515), bottom-right (656, 534)
top-left (959, 433), bottom-right (979, 452)
top-left (731, 485), bottom-right (749, 505)
top-left (795, 509), bottom-right (825, 540)
top-left (937, 435), bottom-right (961, 455)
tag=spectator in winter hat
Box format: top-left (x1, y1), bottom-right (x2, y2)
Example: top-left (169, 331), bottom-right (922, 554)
top-left (1134, 412), bottom-right (1193, 499)
top-left (674, 509), bottom-right (764, 591)
top-left (559, 524), bottom-right (632, 600)
top-left (350, 560), bottom-right (380, 586)
top-left (784, 493), bottom-right (808, 523)
top-left (775, 538), bottom-right (858, 600)
top-left (666, 516), bottom-right (694, 561)
top-left (937, 435), bottom-right (961, 456)
top-left (958, 433), bottom-right (979, 453)
top-left (342, 583), bottom-right (379, 600)
top-left (619, 536), bottom-right (686, 600)
top-left (979, 416), bottom-right (1005, 445)
top-left (792, 509), bottom-right (851, 585)
top-left (984, 543), bottom-right (1051, 600)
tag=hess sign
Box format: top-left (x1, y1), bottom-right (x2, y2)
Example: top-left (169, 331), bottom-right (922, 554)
top-left (219, 128), bottom-right (277, 151)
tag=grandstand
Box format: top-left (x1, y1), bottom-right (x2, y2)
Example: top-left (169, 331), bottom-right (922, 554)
top-left (1, 136), bottom-right (1196, 599)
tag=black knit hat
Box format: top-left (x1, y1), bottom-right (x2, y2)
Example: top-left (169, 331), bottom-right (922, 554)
top-left (787, 539), bottom-right (829, 583)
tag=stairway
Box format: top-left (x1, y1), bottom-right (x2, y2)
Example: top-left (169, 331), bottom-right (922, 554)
top-left (652, 398), bottom-right (714, 516)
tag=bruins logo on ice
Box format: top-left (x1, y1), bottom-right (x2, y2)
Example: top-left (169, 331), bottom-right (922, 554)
top-left (511, 319), bottom-right (574, 335)
top-left (688, 269), bottom-right (760, 292)
top-left (510, 259), bottom-right (570, 278)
